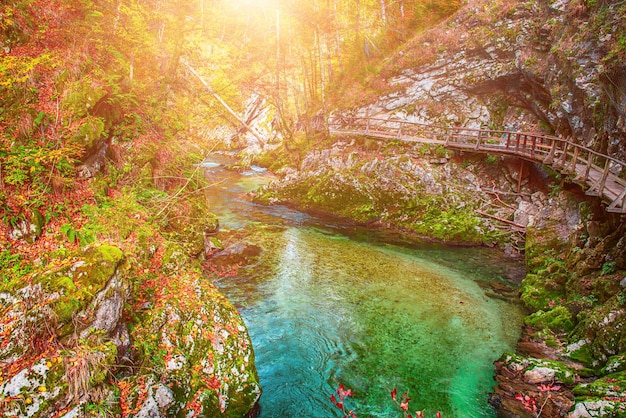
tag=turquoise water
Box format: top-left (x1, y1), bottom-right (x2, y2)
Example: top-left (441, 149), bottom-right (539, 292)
top-left (204, 155), bottom-right (525, 417)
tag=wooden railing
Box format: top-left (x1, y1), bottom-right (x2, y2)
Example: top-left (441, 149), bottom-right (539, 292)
top-left (328, 117), bottom-right (626, 214)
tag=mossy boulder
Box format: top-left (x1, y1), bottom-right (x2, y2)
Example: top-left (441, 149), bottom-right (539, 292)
top-left (490, 352), bottom-right (576, 417)
top-left (63, 79), bottom-right (108, 118)
top-left (570, 371), bottom-right (626, 416)
top-left (256, 146), bottom-right (498, 244)
top-left (520, 271), bottom-right (566, 312)
top-left (525, 305), bottom-right (575, 334)
top-left (570, 297), bottom-right (626, 367)
top-left (34, 244), bottom-right (125, 337)
top-left (573, 371), bottom-right (626, 398)
top-left (498, 353), bottom-right (579, 386)
top-left (0, 245), bottom-right (127, 417)
top-left (128, 273), bottom-right (261, 417)
top-left (73, 116), bottom-right (106, 149)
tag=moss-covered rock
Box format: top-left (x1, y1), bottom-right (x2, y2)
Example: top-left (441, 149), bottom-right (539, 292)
top-left (520, 271), bottom-right (566, 312)
top-left (573, 371), bottom-right (626, 399)
top-left (256, 142), bottom-right (500, 245)
top-left (525, 305), bottom-right (575, 334)
top-left (498, 352), bottom-right (580, 386)
top-left (35, 244), bottom-right (125, 337)
top-left (601, 355), bottom-right (626, 375)
top-left (490, 352), bottom-right (576, 417)
top-left (128, 272), bottom-right (261, 417)
top-left (570, 298), bottom-right (626, 367)
top-left (570, 371), bottom-right (626, 416)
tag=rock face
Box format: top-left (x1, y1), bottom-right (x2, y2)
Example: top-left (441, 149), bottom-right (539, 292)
top-left (256, 136), bottom-right (553, 247)
top-left (488, 188), bottom-right (626, 416)
top-left (0, 243), bottom-right (260, 417)
top-left (329, 0), bottom-right (626, 165)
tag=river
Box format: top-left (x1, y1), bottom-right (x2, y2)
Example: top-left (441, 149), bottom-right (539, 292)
top-left (202, 154), bottom-right (526, 417)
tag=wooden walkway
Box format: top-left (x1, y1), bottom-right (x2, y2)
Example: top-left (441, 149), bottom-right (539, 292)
top-left (328, 117), bottom-right (626, 214)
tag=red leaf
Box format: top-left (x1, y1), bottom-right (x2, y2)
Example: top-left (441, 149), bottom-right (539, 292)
top-left (337, 384), bottom-right (353, 399)
top-left (390, 388), bottom-right (397, 401)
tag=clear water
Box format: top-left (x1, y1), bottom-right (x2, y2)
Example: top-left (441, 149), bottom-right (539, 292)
top-left (203, 154), bottom-right (525, 417)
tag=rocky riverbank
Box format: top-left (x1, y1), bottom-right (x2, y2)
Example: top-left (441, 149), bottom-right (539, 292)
top-left (1, 192), bottom-right (261, 417)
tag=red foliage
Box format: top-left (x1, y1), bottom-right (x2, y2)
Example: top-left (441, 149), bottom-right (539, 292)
top-left (515, 393), bottom-right (538, 412)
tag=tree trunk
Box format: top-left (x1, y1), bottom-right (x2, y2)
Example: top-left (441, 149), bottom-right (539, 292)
top-left (185, 62), bottom-right (265, 143)
top-left (380, 0), bottom-right (387, 26)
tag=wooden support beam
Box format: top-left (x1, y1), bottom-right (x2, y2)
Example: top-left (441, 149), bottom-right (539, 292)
top-left (586, 158), bottom-right (611, 197)
top-left (543, 138), bottom-right (557, 165)
top-left (584, 151), bottom-right (593, 182)
top-left (607, 187), bottom-right (626, 213)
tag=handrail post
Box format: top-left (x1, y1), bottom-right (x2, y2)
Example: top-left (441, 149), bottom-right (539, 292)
top-left (397, 124), bottom-right (402, 139)
top-left (597, 159), bottom-right (611, 196)
top-left (531, 136), bottom-right (537, 159)
top-left (586, 157), bottom-right (611, 197)
top-left (569, 146), bottom-right (579, 175)
top-left (557, 141), bottom-right (569, 169)
top-left (543, 137), bottom-right (557, 164)
top-left (475, 131), bottom-right (482, 150)
top-left (584, 151), bottom-right (593, 182)
top-left (515, 133), bottom-right (520, 153)
top-left (366, 118), bottom-right (370, 133)
top-left (506, 132), bottom-right (511, 150)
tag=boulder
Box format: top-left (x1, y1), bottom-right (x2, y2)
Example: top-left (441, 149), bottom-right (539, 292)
top-left (210, 242), bottom-right (262, 266)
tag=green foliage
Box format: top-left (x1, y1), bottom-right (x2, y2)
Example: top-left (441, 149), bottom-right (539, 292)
top-left (0, 140), bottom-right (81, 210)
top-left (485, 154), bottom-right (498, 164)
top-left (73, 116), bottom-right (106, 148)
top-left (601, 261), bottom-right (617, 276)
top-left (60, 223), bottom-right (96, 246)
top-left (0, 53), bottom-right (56, 88)
top-left (0, 249), bottom-right (32, 287)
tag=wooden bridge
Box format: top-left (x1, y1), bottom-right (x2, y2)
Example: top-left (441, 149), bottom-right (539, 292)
top-left (328, 117), bottom-right (626, 214)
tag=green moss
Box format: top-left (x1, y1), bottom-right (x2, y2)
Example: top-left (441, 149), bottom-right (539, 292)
top-left (520, 272), bottom-right (566, 311)
top-left (568, 342), bottom-right (594, 367)
top-left (62, 79), bottom-right (107, 118)
top-left (95, 245), bottom-right (124, 264)
top-left (498, 353), bottom-right (579, 385)
top-left (571, 298), bottom-right (626, 367)
top-left (161, 242), bottom-right (189, 274)
top-left (525, 305), bottom-right (574, 333)
top-left (36, 245), bottom-right (124, 335)
top-left (573, 371), bottom-right (626, 398)
top-left (72, 116), bottom-right (106, 149)
top-left (601, 355), bottom-right (626, 375)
